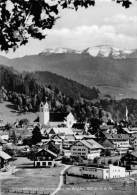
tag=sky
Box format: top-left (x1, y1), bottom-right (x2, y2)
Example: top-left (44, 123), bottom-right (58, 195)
top-left (1, 0), bottom-right (137, 58)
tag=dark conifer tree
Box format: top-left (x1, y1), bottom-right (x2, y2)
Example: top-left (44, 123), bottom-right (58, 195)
top-left (32, 125), bottom-right (42, 145)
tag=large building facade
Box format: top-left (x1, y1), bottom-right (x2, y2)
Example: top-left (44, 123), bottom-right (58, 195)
top-left (70, 139), bottom-right (103, 160)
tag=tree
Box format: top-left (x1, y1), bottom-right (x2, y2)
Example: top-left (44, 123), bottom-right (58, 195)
top-left (32, 125), bottom-right (42, 145)
top-left (19, 118), bottom-right (29, 126)
top-left (0, 0), bottom-right (134, 51)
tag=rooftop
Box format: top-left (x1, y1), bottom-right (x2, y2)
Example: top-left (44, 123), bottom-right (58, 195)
top-left (104, 133), bottom-right (129, 140)
top-left (80, 139), bottom-right (104, 150)
top-left (0, 150), bottom-right (12, 160)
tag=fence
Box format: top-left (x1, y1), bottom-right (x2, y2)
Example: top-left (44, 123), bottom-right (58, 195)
top-left (2, 188), bottom-right (50, 195)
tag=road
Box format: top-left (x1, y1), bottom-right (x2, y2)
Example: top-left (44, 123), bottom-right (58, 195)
top-left (51, 164), bottom-right (71, 195)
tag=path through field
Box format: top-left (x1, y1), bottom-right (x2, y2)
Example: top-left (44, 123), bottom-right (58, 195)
top-left (51, 165), bottom-right (71, 195)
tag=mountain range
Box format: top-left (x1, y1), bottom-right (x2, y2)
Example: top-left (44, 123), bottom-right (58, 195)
top-left (41, 45), bottom-right (137, 59)
top-left (0, 45), bottom-right (137, 99)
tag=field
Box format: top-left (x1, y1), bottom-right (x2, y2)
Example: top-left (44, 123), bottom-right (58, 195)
top-left (0, 101), bottom-right (38, 124)
top-left (58, 175), bottom-right (137, 195)
top-left (1, 158), bottom-right (63, 195)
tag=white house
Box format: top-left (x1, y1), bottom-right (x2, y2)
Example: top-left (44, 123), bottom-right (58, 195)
top-left (68, 164), bottom-right (126, 180)
top-left (80, 164), bottom-right (126, 179)
top-left (33, 148), bottom-right (57, 168)
top-left (70, 139), bottom-right (104, 160)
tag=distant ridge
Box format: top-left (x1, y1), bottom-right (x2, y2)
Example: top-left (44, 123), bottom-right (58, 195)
top-left (0, 45), bottom-right (137, 99)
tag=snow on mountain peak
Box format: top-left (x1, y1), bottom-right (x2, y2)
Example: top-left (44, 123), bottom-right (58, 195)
top-left (40, 46), bottom-right (137, 59)
top-left (84, 45), bottom-right (119, 57)
top-left (40, 47), bottom-right (82, 55)
top-left (83, 45), bottom-right (135, 58)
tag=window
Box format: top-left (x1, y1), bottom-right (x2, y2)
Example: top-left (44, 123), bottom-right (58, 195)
top-left (48, 162), bottom-right (52, 166)
top-left (42, 162), bottom-right (46, 166)
top-left (37, 162), bottom-right (40, 167)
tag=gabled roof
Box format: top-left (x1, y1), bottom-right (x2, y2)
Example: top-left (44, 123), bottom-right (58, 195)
top-left (131, 151), bottom-right (137, 158)
top-left (0, 136), bottom-right (7, 144)
top-left (74, 135), bottom-right (85, 140)
top-left (104, 133), bottom-right (129, 140)
top-left (0, 150), bottom-right (12, 160)
top-left (4, 143), bottom-right (17, 150)
top-left (98, 138), bottom-right (114, 149)
top-left (37, 148), bottom-right (57, 157)
top-left (64, 134), bottom-right (76, 141)
top-left (123, 127), bottom-right (137, 134)
top-left (72, 139), bottom-right (104, 150)
top-left (74, 134), bottom-right (95, 140)
top-left (49, 127), bottom-right (73, 135)
top-left (51, 134), bottom-right (63, 140)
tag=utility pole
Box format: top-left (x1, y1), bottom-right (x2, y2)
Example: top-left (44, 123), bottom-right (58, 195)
top-left (63, 172), bottom-right (67, 184)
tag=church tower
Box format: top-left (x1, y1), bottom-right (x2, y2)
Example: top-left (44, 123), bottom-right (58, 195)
top-left (39, 102), bottom-right (50, 125)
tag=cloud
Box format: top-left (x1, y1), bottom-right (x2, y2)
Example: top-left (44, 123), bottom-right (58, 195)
top-left (104, 14), bottom-right (137, 24)
top-left (44, 25), bottom-right (136, 50)
top-left (1, 24), bottom-right (136, 58)
top-left (104, 14), bottom-right (137, 36)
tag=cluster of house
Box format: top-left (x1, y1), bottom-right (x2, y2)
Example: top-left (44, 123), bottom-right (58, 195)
top-left (1, 102), bottom-right (137, 180)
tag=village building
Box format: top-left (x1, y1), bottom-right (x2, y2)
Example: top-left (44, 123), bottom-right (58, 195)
top-left (100, 124), bottom-right (116, 134)
top-left (74, 134), bottom-right (96, 141)
top-left (104, 133), bottom-right (131, 154)
top-left (0, 130), bottom-right (9, 141)
top-left (98, 138), bottom-right (116, 156)
top-left (33, 147), bottom-right (57, 167)
top-left (0, 146), bottom-right (12, 169)
top-left (0, 136), bottom-right (7, 145)
top-left (121, 151), bottom-right (137, 170)
top-left (130, 134), bottom-right (137, 150)
top-left (51, 134), bottom-right (63, 144)
top-left (62, 134), bottom-right (76, 149)
top-left (68, 164), bottom-right (127, 179)
top-left (39, 101), bottom-right (76, 128)
top-left (122, 127), bottom-right (137, 135)
top-left (49, 127), bottom-right (74, 136)
top-left (47, 134), bottom-right (63, 151)
top-left (80, 164), bottom-right (127, 179)
top-left (70, 139), bottom-right (104, 160)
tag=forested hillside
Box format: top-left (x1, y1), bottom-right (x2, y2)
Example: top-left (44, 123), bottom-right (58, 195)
top-left (1, 64), bottom-right (137, 124)
top-left (0, 65), bottom-right (100, 121)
